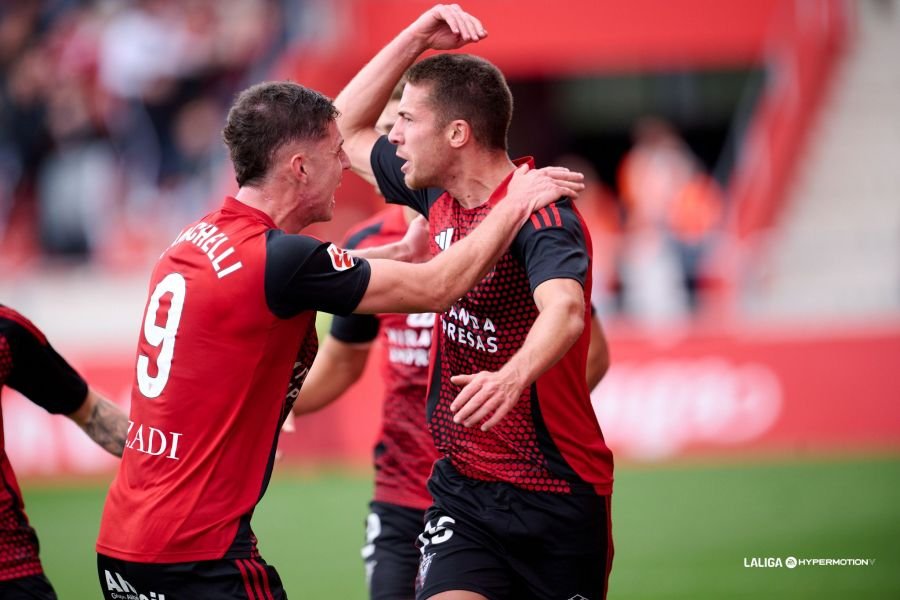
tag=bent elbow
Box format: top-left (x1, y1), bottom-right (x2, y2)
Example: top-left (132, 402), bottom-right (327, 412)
top-left (414, 270), bottom-right (457, 313)
top-left (568, 318), bottom-right (585, 347)
top-left (564, 300), bottom-right (586, 342)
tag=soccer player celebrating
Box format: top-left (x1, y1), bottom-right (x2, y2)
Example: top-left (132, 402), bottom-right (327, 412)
top-left (0, 305), bottom-right (128, 599)
top-left (94, 79), bottom-right (583, 599)
top-left (334, 4), bottom-right (615, 599)
top-left (296, 207), bottom-right (610, 600)
top-left (293, 91), bottom-right (610, 600)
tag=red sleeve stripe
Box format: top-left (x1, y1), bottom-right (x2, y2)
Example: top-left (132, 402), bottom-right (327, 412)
top-left (538, 208), bottom-right (551, 227)
top-left (531, 206), bottom-right (562, 230)
top-left (549, 203), bottom-right (563, 227)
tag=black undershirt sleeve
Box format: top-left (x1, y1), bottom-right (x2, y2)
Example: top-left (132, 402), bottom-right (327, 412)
top-left (328, 224), bottom-right (381, 343)
top-left (265, 231), bottom-right (372, 318)
top-left (1, 314), bottom-right (88, 415)
top-left (329, 313), bottom-right (379, 344)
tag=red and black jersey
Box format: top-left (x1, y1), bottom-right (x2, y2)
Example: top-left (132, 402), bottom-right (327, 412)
top-left (330, 206), bottom-right (441, 510)
top-left (371, 137), bottom-right (613, 496)
top-left (97, 197), bottom-right (371, 563)
top-left (0, 306), bottom-right (87, 581)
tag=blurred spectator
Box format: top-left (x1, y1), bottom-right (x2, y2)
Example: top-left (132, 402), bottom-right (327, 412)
top-left (0, 0), bottom-right (293, 268)
top-left (554, 154), bottom-right (624, 317)
top-left (617, 117), bottom-right (724, 323)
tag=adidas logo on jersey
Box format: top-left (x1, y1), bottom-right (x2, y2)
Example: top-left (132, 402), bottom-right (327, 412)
top-left (434, 228), bottom-right (454, 251)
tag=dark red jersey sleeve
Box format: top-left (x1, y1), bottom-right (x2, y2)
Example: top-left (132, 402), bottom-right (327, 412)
top-left (511, 198), bottom-right (590, 293)
top-left (264, 231), bottom-right (372, 318)
top-left (370, 135), bottom-right (443, 217)
top-left (0, 307), bottom-right (87, 415)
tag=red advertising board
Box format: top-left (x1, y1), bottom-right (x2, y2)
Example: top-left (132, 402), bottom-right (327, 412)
top-left (4, 324), bottom-right (899, 477)
top-left (592, 325), bottom-right (900, 460)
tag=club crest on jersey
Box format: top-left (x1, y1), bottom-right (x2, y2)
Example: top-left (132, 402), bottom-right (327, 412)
top-left (434, 227), bottom-right (454, 251)
top-left (326, 243), bottom-right (355, 271)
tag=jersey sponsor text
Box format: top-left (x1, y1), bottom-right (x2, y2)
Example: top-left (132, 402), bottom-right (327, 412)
top-left (125, 420), bottom-right (182, 460)
top-left (441, 304), bottom-right (498, 354)
top-left (104, 569), bottom-right (166, 600)
top-left (386, 314), bottom-right (433, 367)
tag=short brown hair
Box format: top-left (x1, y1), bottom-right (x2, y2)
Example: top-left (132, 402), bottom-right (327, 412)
top-left (390, 79), bottom-right (406, 103)
top-left (406, 54), bottom-right (512, 151)
top-left (223, 81), bottom-right (338, 187)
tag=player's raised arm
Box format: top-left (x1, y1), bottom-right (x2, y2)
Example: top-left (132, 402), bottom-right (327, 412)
top-left (335, 4), bottom-right (487, 184)
top-left (354, 165), bottom-right (583, 315)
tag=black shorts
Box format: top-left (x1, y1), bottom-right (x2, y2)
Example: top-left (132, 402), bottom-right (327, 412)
top-left (363, 500), bottom-right (426, 600)
top-left (97, 553), bottom-right (286, 600)
top-left (0, 573), bottom-right (57, 599)
top-left (415, 461), bottom-right (613, 600)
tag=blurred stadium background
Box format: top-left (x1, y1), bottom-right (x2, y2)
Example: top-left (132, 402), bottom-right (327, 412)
top-left (1, 0), bottom-right (898, 598)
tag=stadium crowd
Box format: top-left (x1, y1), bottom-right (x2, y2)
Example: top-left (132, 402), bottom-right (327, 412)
top-left (0, 0), bottom-right (308, 267)
top-left (0, 0), bottom-right (726, 323)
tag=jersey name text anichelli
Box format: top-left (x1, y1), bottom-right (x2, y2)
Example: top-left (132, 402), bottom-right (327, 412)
top-left (168, 221), bottom-right (243, 279)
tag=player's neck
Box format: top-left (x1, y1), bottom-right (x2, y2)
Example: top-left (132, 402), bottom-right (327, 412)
top-left (234, 185), bottom-right (314, 233)
top-left (444, 150), bottom-right (516, 209)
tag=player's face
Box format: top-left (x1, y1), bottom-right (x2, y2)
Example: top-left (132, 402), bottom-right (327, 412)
top-left (388, 83), bottom-right (447, 190)
top-left (304, 121), bottom-right (350, 223)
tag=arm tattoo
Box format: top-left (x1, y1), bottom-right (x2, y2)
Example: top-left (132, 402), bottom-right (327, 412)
top-left (81, 398), bottom-right (129, 457)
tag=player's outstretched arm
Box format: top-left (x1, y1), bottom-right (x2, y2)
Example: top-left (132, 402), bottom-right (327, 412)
top-left (450, 278), bottom-right (585, 431)
top-left (68, 388), bottom-right (129, 457)
top-left (335, 4), bottom-right (487, 184)
top-left (354, 165), bottom-right (584, 315)
top-left (586, 312), bottom-right (610, 390)
top-left (292, 336), bottom-right (371, 415)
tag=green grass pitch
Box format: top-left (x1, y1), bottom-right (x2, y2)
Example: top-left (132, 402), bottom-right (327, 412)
top-left (23, 456), bottom-right (900, 599)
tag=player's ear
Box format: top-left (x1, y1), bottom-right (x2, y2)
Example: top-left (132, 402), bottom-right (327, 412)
top-left (447, 120), bottom-right (470, 149)
top-left (290, 153), bottom-right (308, 181)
